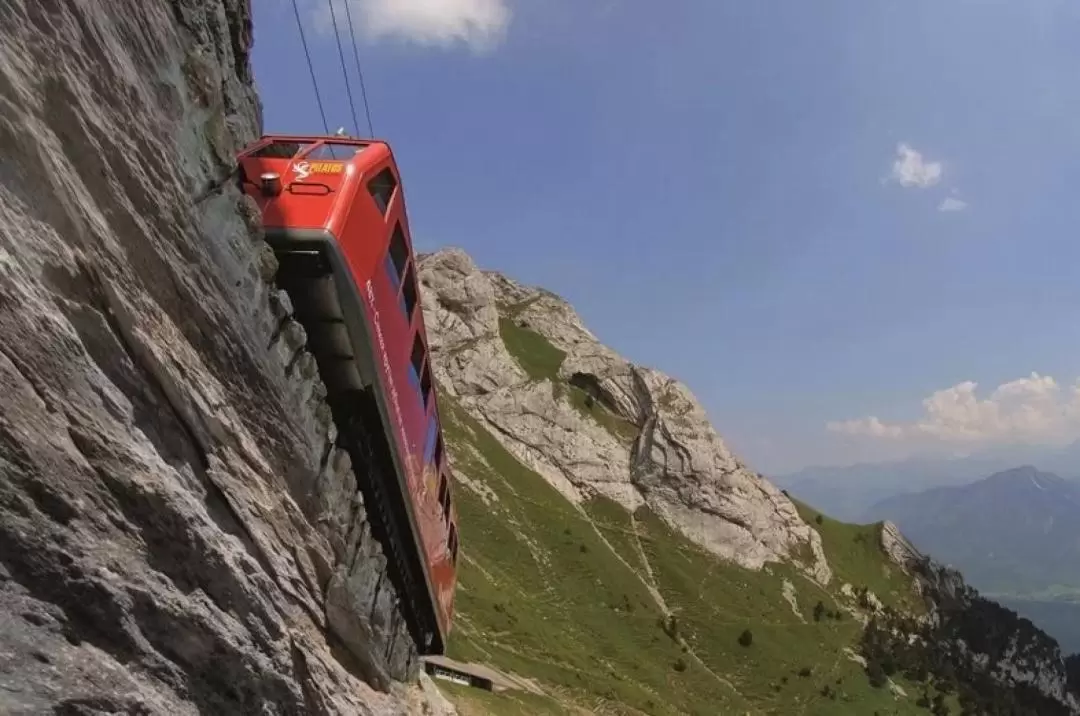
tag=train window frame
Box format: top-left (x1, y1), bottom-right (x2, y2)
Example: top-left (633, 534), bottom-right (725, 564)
top-left (438, 469), bottom-right (453, 525)
top-left (385, 224), bottom-right (410, 316)
top-left (419, 361), bottom-right (432, 408)
top-left (367, 167), bottom-right (398, 215)
top-left (305, 141), bottom-right (367, 161)
top-left (248, 141), bottom-right (309, 159)
top-left (401, 262), bottom-right (418, 319)
top-left (410, 332), bottom-right (426, 379)
top-left (410, 333), bottom-right (428, 408)
top-left (387, 223), bottom-right (408, 279)
top-left (433, 433), bottom-right (444, 470)
top-left (448, 524), bottom-right (458, 566)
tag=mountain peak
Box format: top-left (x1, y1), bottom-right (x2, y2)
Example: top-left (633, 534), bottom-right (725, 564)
top-left (984, 465), bottom-right (1066, 491)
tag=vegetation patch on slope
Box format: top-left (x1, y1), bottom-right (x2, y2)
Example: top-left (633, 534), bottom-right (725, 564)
top-left (790, 498), bottom-right (923, 614)
top-left (497, 310), bottom-right (638, 443)
top-left (560, 383), bottom-right (639, 443)
top-left (497, 317), bottom-right (565, 382)
top-left (627, 508), bottom-right (934, 715)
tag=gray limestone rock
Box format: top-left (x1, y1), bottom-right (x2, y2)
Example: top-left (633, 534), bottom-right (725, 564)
top-left (0, 1), bottom-right (442, 713)
top-left (418, 248), bottom-right (832, 583)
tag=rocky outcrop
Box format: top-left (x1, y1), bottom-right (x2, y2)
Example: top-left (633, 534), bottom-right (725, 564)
top-left (880, 519), bottom-right (923, 573)
top-left (865, 555), bottom-right (1080, 714)
top-left (0, 2), bottom-right (445, 713)
top-left (418, 248), bottom-right (830, 582)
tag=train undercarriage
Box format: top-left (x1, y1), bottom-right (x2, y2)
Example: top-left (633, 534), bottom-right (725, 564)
top-left (269, 238), bottom-right (441, 685)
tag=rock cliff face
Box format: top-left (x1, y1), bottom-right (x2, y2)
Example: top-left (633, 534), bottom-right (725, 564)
top-left (0, 2), bottom-right (443, 713)
top-left (418, 248), bottom-right (830, 583)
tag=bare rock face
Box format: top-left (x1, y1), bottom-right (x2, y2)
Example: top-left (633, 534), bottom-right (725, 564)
top-left (418, 249), bottom-right (527, 397)
top-left (418, 248), bottom-right (831, 582)
top-left (0, 1), bottom-right (444, 713)
top-left (880, 519), bottom-right (923, 573)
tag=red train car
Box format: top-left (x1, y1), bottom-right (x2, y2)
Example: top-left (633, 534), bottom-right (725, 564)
top-left (235, 135), bottom-right (458, 656)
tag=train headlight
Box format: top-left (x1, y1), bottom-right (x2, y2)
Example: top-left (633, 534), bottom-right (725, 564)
top-left (259, 172), bottom-right (282, 197)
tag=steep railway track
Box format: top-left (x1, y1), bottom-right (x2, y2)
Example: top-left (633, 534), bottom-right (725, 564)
top-left (273, 245), bottom-right (431, 683)
top-left (235, 135), bottom-right (457, 688)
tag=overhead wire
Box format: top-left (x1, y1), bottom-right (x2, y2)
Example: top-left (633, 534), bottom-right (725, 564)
top-left (325, 0), bottom-right (362, 138)
top-left (290, 0), bottom-right (330, 136)
top-left (341, 0), bottom-right (376, 137)
top-left (289, 0), bottom-right (376, 141)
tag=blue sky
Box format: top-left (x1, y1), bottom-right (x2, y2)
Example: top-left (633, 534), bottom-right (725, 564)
top-left (250, 0), bottom-right (1080, 474)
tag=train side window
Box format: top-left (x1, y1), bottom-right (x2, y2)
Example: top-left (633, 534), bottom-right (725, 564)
top-left (402, 262), bottom-right (418, 318)
top-left (387, 223), bottom-right (408, 278)
top-left (424, 414), bottom-right (439, 464)
top-left (419, 362), bottom-right (432, 407)
top-left (438, 470), bottom-right (452, 524)
top-left (433, 434), bottom-right (444, 469)
top-left (368, 168), bottom-right (398, 215)
top-left (410, 332), bottom-right (426, 378)
top-left (384, 224), bottom-right (408, 303)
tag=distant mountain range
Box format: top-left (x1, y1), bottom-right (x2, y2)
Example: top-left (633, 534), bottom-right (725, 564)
top-left (862, 466), bottom-right (1080, 593)
top-left (772, 442), bottom-right (1080, 522)
top-left (861, 465), bottom-right (1080, 653)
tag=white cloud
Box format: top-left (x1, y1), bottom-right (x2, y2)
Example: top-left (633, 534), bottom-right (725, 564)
top-left (827, 373), bottom-right (1080, 448)
top-left (825, 416), bottom-right (906, 439)
top-left (938, 196), bottom-right (968, 212)
top-left (314, 0), bottom-right (511, 52)
top-left (888, 142), bottom-right (943, 189)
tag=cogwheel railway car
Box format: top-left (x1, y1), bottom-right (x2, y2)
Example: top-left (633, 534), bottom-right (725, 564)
top-left (235, 135), bottom-right (458, 657)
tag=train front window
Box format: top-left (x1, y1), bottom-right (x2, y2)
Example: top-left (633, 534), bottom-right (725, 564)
top-left (248, 141), bottom-right (309, 159)
top-left (305, 141), bottom-right (369, 161)
top-left (368, 168), bottom-right (398, 215)
top-left (246, 139), bottom-right (370, 161)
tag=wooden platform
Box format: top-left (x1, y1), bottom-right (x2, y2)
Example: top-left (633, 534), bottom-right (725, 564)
top-left (421, 655), bottom-right (546, 695)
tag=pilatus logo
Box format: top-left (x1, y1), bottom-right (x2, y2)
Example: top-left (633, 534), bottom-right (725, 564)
top-left (292, 160), bottom-right (312, 181)
top-left (291, 160), bottom-right (344, 181)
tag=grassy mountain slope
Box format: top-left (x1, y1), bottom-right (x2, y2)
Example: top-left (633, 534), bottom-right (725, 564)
top-left (435, 321), bottom-right (937, 716)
